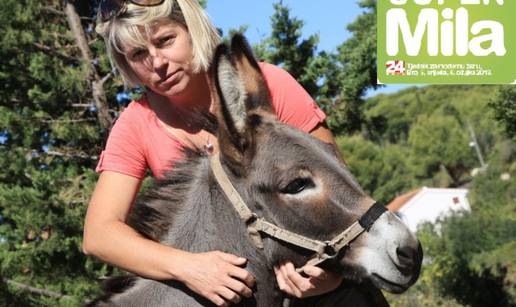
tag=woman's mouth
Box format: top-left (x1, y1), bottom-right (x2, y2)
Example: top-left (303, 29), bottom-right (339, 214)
top-left (157, 70), bottom-right (183, 87)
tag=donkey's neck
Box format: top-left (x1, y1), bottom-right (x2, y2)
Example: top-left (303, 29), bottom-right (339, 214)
top-left (146, 156), bottom-right (284, 306)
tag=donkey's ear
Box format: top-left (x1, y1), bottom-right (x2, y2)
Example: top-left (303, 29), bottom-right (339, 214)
top-left (229, 34), bottom-right (275, 114)
top-left (210, 34), bottom-right (275, 173)
top-left (211, 34), bottom-right (274, 133)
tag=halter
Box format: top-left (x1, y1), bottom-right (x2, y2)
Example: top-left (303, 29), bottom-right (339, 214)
top-left (209, 154), bottom-right (387, 269)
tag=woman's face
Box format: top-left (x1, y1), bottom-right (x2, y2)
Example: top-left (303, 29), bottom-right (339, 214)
top-left (124, 22), bottom-right (196, 99)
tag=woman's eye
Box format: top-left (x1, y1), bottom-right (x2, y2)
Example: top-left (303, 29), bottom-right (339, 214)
top-left (129, 49), bottom-right (147, 61)
top-left (280, 178), bottom-right (315, 195)
top-left (158, 36), bottom-right (175, 47)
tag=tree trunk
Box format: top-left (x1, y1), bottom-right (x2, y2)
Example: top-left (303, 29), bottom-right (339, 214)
top-left (63, 0), bottom-right (113, 131)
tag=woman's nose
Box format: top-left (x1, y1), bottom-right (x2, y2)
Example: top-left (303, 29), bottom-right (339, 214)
top-left (148, 47), bottom-right (166, 70)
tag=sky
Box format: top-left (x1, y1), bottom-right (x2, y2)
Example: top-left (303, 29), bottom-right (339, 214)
top-left (205, 0), bottom-right (412, 97)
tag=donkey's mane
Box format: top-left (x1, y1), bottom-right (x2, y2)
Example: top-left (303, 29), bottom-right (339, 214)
top-left (126, 111), bottom-right (218, 242)
top-left (127, 148), bottom-right (208, 242)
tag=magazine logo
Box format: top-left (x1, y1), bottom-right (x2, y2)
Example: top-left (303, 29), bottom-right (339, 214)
top-left (387, 7), bottom-right (506, 56)
top-left (386, 60), bottom-right (406, 75)
top-left (377, 0), bottom-right (515, 84)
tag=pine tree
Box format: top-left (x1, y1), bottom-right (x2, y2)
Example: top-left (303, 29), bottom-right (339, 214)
top-left (332, 0), bottom-right (380, 133)
top-left (254, 1), bottom-right (379, 134)
top-left (489, 86), bottom-right (516, 141)
top-left (0, 1), bottom-right (120, 305)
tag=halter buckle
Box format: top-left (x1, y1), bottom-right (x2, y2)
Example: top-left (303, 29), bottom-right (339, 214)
top-left (322, 242), bottom-right (339, 259)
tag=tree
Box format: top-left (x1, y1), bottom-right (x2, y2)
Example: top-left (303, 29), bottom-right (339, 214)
top-left (332, 0), bottom-right (380, 133)
top-left (253, 1), bottom-right (341, 111)
top-left (416, 168), bottom-right (516, 307)
top-left (0, 0), bottom-right (120, 304)
top-left (255, 1), bottom-right (379, 134)
top-left (335, 135), bottom-right (416, 204)
top-left (407, 114), bottom-right (476, 186)
top-left (489, 86), bottom-right (516, 141)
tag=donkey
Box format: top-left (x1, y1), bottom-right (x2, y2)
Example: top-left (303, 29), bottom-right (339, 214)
top-left (91, 34), bottom-right (422, 307)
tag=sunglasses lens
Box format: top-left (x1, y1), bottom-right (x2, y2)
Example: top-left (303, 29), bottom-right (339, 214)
top-left (99, 0), bottom-right (125, 22)
top-left (131, 0), bottom-right (165, 5)
top-left (99, 0), bottom-right (166, 22)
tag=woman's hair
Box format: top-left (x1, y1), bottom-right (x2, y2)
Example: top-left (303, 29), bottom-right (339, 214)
top-left (96, 0), bottom-right (220, 87)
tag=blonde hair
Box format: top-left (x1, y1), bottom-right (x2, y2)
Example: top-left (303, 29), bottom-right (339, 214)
top-left (96, 0), bottom-right (220, 87)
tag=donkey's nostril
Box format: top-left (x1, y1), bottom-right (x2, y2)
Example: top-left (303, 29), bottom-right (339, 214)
top-left (396, 246), bottom-right (415, 273)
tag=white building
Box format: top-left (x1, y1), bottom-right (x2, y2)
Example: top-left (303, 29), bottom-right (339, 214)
top-left (386, 187), bottom-right (471, 233)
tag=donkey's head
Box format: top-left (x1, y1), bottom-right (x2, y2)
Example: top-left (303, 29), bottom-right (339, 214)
top-left (210, 34), bottom-right (422, 293)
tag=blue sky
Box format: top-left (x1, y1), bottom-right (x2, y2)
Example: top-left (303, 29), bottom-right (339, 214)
top-left (205, 0), bottom-right (411, 97)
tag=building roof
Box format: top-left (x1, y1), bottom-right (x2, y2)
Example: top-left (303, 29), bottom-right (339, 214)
top-left (387, 186), bottom-right (469, 212)
top-left (386, 188), bottom-right (422, 212)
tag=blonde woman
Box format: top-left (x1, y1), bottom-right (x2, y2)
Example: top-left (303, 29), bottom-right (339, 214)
top-left (84, 0), bottom-right (344, 305)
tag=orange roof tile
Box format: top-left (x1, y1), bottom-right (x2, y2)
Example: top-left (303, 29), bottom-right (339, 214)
top-left (386, 188), bottom-right (422, 212)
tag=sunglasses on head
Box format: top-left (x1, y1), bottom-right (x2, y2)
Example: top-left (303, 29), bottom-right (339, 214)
top-left (98, 0), bottom-right (165, 22)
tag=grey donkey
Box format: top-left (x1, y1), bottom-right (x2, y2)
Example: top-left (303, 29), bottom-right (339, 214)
top-left (90, 34), bottom-right (422, 307)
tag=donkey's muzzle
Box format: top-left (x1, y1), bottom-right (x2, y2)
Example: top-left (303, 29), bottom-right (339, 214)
top-left (395, 242), bottom-right (422, 276)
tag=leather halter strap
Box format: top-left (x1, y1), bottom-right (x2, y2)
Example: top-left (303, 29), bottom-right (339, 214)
top-left (209, 154), bottom-right (387, 266)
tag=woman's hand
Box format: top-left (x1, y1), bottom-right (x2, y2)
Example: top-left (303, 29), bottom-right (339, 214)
top-left (176, 251), bottom-right (255, 307)
top-left (274, 261), bottom-right (343, 298)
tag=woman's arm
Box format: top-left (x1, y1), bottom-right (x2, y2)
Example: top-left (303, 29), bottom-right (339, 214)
top-left (83, 171), bottom-right (254, 306)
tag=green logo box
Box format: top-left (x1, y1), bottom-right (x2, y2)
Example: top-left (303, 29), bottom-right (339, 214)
top-left (377, 0), bottom-right (516, 84)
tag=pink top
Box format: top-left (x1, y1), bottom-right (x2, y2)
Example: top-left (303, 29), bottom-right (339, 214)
top-left (96, 62), bottom-right (327, 179)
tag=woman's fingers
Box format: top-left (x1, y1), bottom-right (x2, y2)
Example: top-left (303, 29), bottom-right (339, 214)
top-left (218, 251), bottom-right (247, 266)
top-left (274, 265), bottom-right (292, 294)
top-left (224, 275), bottom-right (253, 298)
top-left (181, 251), bottom-right (255, 306)
top-left (228, 264), bottom-right (255, 289)
top-left (208, 293), bottom-right (229, 307)
top-left (301, 265), bottom-right (327, 279)
top-left (279, 262), bottom-right (303, 298)
top-left (284, 262), bottom-right (315, 294)
top-left (275, 261), bottom-right (343, 298)
top-left (217, 286), bottom-right (242, 304)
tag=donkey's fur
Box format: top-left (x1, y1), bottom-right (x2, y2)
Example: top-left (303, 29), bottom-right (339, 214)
top-left (91, 34), bottom-right (421, 307)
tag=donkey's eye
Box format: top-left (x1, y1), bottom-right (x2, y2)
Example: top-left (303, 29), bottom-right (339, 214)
top-left (281, 178), bottom-right (315, 194)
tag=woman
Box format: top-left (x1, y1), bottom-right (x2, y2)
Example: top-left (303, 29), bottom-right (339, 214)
top-left (84, 0), bottom-right (344, 305)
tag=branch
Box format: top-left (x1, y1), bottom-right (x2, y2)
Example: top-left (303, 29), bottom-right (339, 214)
top-left (2, 278), bottom-right (72, 300)
top-left (99, 71), bottom-right (114, 87)
top-left (32, 42), bottom-right (77, 62)
top-left (42, 6), bottom-right (65, 16)
top-left (88, 38), bottom-right (100, 46)
top-left (64, 0), bottom-right (113, 130)
top-left (42, 118), bottom-right (96, 123)
top-left (71, 103), bottom-right (93, 108)
top-left (45, 150), bottom-right (97, 160)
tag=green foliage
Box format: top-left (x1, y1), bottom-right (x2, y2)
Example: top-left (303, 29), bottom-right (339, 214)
top-left (255, 1), bottom-right (378, 134)
top-left (331, 0), bottom-right (380, 133)
top-left (489, 86), bottom-right (516, 141)
top-left (337, 84), bottom-right (515, 306)
top-left (408, 114), bottom-right (475, 186)
top-left (336, 135), bottom-right (416, 204)
top-left (469, 242), bottom-right (516, 306)
top-left (197, 0), bottom-right (207, 9)
top-left (385, 274), bottom-right (464, 307)
top-left (254, 2), bottom-right (329, 102)
top-left (415, 166), bottom-right (516, 307)
top-left (0, 0), bottom-right (122, 304)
